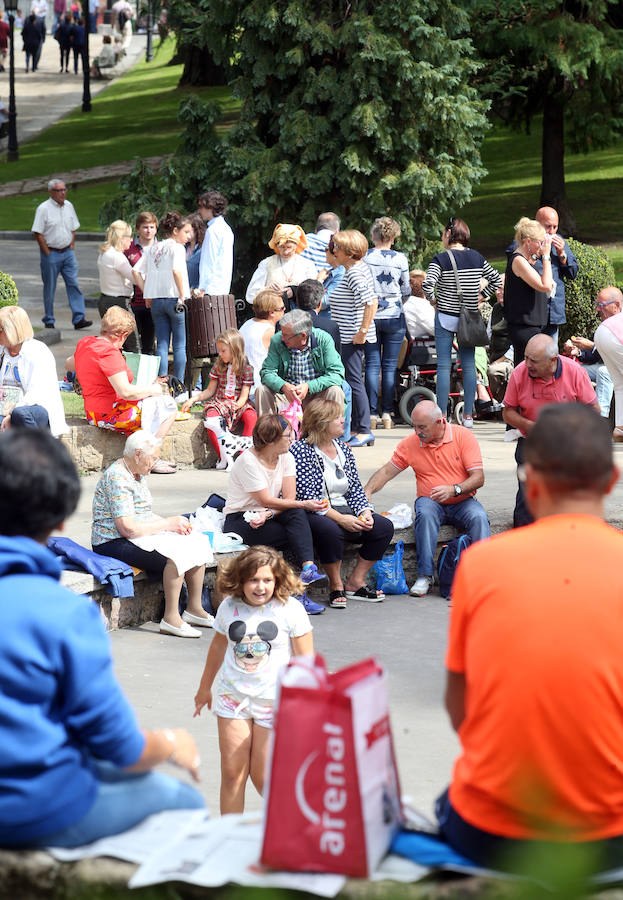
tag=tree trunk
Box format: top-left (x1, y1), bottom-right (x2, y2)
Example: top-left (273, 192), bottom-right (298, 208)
top-left (540, 91), bottom-right (577, 236)
top-left (178, 45), bottom-right (227, 87)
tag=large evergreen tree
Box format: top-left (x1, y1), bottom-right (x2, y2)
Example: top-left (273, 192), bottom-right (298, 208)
top-left (128, 0), bottom-right (488, 269)
top-left (469, 0), bottom-right (623, 234)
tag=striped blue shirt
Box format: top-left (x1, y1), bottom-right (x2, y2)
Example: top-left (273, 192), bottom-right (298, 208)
top-left (329, 262), bottom-right (377, 344)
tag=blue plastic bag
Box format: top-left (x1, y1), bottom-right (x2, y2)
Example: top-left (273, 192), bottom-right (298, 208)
top-left (372, 540), bottom-right (409, 595)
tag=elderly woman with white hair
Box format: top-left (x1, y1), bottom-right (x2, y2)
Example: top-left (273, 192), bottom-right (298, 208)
top-left (97, 219), bottom-right (141, 353)
top-left (0, 305), bottom-right (67, 436)
top-left (245, 223), bottom-right (317, 306)
top-left (92, 431), bottom-right (213, 638)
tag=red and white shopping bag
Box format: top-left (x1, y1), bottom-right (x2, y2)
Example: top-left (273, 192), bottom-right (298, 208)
top-left (261, 654), bottom-right (402, 877)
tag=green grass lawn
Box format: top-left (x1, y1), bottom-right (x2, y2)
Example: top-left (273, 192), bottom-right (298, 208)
top-left (458, 120), bottom-right (623, 262)
top-left (0, 37), bottom-right (238, 184)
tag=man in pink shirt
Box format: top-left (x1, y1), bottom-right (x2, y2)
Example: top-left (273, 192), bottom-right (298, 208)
top-left (503, 333), bottom-right (599, 527)
top-left (593, 287), bottom-right (623, 443)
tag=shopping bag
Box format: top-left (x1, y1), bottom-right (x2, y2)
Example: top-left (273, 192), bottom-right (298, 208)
top-left (261, 654), bottom-right (402, 877)
top-left (372, 540), bottom-right (409, 595)
top-left (278, 399), bottom-right (303, 439)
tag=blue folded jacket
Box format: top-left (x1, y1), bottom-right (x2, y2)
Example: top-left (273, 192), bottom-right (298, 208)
top-left (47, 536), bottom-right (135, 598)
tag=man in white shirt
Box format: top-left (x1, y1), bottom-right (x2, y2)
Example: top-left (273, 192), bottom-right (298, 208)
top-left (31, 179), bottom-right (91, 330)
top-left (196, 190), bottom-right (234, 296)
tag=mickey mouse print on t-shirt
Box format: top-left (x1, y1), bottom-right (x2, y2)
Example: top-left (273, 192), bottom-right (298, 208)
top-left (229, 620), bottom-right (279, 673)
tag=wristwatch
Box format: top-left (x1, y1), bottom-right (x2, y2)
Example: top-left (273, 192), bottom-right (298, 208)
top-left (453, 484), bottom-right (462, 497)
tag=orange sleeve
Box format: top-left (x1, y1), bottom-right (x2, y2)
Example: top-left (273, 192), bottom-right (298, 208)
top-left (390, 435), bottom-right (413, 472)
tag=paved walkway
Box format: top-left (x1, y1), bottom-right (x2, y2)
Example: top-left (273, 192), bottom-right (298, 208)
top-left (0, 154), bottom-right (170, 197)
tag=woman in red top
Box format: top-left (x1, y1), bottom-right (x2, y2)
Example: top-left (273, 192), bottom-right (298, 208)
top-left (67, 306), bottom-right (178, 473)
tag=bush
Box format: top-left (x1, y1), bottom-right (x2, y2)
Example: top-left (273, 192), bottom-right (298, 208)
top-left (559, 238), bottom-right (616, 345)
top-left (0, 271), bottom-right (18, 308)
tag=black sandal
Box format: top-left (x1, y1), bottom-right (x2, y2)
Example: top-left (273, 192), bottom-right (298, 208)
top-left (344, 585), bottom-right (384, 602)
top-left (329, 590), bottom-right (347, 609)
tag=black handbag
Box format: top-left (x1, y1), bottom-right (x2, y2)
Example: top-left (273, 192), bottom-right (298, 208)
top-left (447, 250), bottom-right (489, 348)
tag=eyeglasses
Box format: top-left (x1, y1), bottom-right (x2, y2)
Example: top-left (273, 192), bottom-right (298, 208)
top-left (272, 305), bottom-right (285, 312)
top-left (51, 187), bottom-right (67, 192)
top-left (596, 300), bottom-right (616, 310)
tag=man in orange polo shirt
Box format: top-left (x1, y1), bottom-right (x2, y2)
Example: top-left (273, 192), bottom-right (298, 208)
top-left (440, 404), bottom-right (623, 871)
top-left (503, 333), bottom-right (598, 527)
top-left (364, 400), bottom-right (489, 596)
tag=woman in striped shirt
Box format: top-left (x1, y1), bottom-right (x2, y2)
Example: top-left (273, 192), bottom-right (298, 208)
top-left (423, 218), bottom-right (501, 427)
top-left (329, 231), bottom-right (378, 448)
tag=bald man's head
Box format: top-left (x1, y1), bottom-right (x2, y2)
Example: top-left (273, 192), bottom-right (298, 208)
top-left (536, 207), bottom-right (559, 234)
top-left (411, 400), bottom-right (445, 443)
top-left (595, 286), bottom-right (623, 321)
top-left (524, 334), bottom-right (558, 379)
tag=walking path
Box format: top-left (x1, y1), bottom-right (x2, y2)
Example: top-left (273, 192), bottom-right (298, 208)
top-left (0, 154), bottom-right (170, 197)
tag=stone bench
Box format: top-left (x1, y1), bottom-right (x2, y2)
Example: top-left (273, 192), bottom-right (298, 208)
top-left (62, 524), bottom-right (483, 630)
top-left (60, 415), bottom-right (217, 473)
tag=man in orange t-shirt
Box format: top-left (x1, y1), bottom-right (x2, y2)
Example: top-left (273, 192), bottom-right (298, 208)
top-left (441, 403), bottom-right (623, 871)
top-left (364, 400), bottom-right (489, 597)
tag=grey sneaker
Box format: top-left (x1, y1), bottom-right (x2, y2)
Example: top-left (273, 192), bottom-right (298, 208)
top-left (409, 576), bottom-right (433, 597)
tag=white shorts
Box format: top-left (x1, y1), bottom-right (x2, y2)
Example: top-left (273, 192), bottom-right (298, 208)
top-left (213, 688), bottom-right (274, 728)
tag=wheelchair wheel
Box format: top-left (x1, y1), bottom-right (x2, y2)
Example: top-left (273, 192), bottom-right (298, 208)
top-left (398, 386), bottom-right (436, 425)
top-left (453, 400), bottom-right (464, 425)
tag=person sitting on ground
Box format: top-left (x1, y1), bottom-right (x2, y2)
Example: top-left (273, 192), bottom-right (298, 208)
top-left (238, 289), bottom-right (285, 389)
top-left (290, 397), bottom-right (394, 609)
top-left (68, 306), bottom-right (178, 473)
top-left (0, 305), bottom-right (67, 437)
top-left (256, 308), bottom-right (345, 418)
top-left (92, 430), bottom-right (213, 639)
top-left (403, 269), bottom-right (435, 340)
top-left (222, 413), bottom-right (328, 616)
top-left (245, 224), bottom-right (317, 307)
top-left (181, 329), bottom-right (256, 471)
top-left (90, 33), bottom-right (116, 76)
top-left (0, 429), bottom-right (204, 849)
top-left (440, 404), bottom-right (623, 872)
top-left (364, 399), bottom-right (490, 597)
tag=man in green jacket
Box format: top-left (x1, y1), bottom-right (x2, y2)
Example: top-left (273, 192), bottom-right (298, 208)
top-left (256, 309), bottom-right (345, 416)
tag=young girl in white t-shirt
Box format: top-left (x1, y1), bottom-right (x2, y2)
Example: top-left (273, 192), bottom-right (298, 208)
top-left (194, 546), bottom-right (314, 813)
top-left (133, 211), bottom-right (192, 383)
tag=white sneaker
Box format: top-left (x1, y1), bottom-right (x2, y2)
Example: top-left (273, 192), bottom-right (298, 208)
top-left (370, 415), bottom-right (378, 430)
top-left (410, 576), bottom-right (433, 597)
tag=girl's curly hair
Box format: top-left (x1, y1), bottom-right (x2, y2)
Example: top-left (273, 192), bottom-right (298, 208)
top-left (216, 545), bottom-right (303, 605)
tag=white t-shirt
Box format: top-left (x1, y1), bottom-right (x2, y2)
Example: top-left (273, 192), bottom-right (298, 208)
top-left (224, 450), bottom-right (296, 514)
top-left (31, 198), bottom-right (80, 248)
top-left (239, 317), bottom-right (273, 387)
top-left (133, 238), bottom-right (190, 300)
top-left (403, 295), bottom-right (435, 339)
top-left (98, 246), bottom-right (133, 297)
top-left (316, 445), bottom-right (348, 507)
top-left (214, 595), bottom-right (311, 699)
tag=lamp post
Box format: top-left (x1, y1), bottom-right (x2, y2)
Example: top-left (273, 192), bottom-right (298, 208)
top-left (82, 7), bottom-right (92, 112)
top-left (4, 0), bottom-right (18, 161)
top-left (145, 0), bottom-right (153, 62)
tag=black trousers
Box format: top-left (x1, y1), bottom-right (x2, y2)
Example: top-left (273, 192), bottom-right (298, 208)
top-left (98, 294), bottom-right (140, 354)
top-left (224, 507), bottom-right (314, 566)
top-left (93, 538), bottom-right (168, 579)
top-left (306, 510), bottom-right (394, 564)
top-left (513, 438), bottom-right (533, 528)
top-left (507, 323), bottom-right (544, 370)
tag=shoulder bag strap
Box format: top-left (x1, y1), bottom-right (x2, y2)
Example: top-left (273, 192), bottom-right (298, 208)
top-left (446, 250), bottom-right (464, 308)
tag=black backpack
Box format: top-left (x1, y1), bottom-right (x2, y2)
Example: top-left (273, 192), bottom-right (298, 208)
top-left (437, 534), bottom-right (471, 600)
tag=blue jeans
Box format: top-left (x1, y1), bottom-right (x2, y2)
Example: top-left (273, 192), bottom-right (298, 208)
top-left (582, 362), bottom-right (613, 417)
top-left (151, 297), bottom-right (187, 382)
top-left (0, 405), bottom-right (50, 429)
top-left (40, 249), bottom-right (86, 326)
top-left (414, 496), bottom-right (490, 576)
top-left (364, 314), bottom-right (406, 415)
top-left (434, 314), bottom-right (477, 417)
top-left (26, 761), bottom-right (204, 848)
